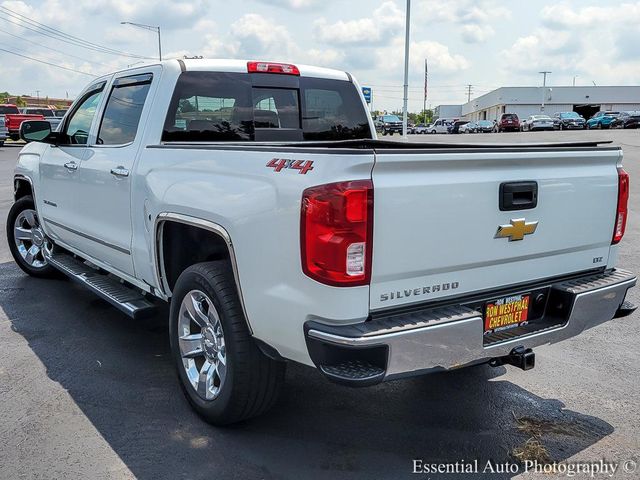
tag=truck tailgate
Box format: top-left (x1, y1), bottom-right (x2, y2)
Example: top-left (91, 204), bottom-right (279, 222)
top-left (369, 146), bottom-right (621, 310)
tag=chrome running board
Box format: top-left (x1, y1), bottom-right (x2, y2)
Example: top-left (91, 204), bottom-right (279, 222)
top-left (47, 252), bottom-right (157, 319)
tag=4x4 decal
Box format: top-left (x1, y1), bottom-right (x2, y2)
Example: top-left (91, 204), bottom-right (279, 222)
top-left (266, 158), bottom-right (314, 174)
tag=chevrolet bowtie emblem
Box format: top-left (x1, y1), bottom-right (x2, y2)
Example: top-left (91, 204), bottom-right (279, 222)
top-left (495, 218), bottom-right (538, 241)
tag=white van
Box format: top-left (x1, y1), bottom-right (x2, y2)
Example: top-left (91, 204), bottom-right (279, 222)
top-left (428, 118), bottom-right (455, 134)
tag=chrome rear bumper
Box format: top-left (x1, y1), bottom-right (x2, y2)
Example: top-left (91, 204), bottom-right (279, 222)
top-left (305, 269), bottom-right (636, 386)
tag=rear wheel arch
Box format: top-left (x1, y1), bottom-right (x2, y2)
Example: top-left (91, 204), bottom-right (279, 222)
top-left (155, 215), bottom-right (252, 331)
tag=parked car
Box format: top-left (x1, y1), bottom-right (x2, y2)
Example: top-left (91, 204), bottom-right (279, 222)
top-left (495, 113), bottom-right (520, 132)
top-left (459, 121), bottom-right (476, 133)
top-left (474, 120), bottom-right (495, 133)
top-left (409, 123), bottom-right (429, 134)
top-left (21, 107), bottom-right (63, 131)
top-left (10, 59), bottom-right (637, 426)
top-left (375, 114), bottom-right (403, 135)
top-left (552, 112), bottom-right (586, 130)
top-left (587, 111), bottom-right (619, 129)
top-left (610, 111), bottom-right (640, 129)
top-left (523, 115), bottom-right (555, 131)
top-left (0, 104), bottom-right (44, 140)
top-left (53, 109), bottom-right (68, 118)
top-left (0, 115), bottom-right (7, 146)
top-left (428, 118), bottom-right (453, 134)
top-left (449, 120), bottom-right (469, 134)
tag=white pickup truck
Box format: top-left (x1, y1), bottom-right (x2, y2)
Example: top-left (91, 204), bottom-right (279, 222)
top-left (7, 59), bottom-right (636, 425)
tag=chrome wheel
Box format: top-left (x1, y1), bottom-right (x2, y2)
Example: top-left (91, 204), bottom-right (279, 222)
top-left (178, 290), bottom-right (227, 401)
top-left (13, 209), bottom-right (50, 269)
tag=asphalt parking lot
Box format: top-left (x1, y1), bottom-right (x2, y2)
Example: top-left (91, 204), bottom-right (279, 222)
top-left (0, 130), bottom-right (638, 480)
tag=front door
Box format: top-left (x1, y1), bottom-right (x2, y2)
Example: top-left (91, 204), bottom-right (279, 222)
top-left (39, 82), bottom-right (107, 249)
top-left (72, 72), bottom-right (155, 277)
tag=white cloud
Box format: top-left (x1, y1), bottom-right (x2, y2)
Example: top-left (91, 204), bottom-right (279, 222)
top-left (313, 1), bottom-right (404, 45)
top-left (500, 22), bottom-right (640, 86)
top-left (228, 13), bottom-right (296, 58)
top-left (541, 3), bottom-right (640, 30)
top-left (416, 0), bottom-right (510, 44)
top-left (77, 0), bottom-right (208, 29)
top-left (460, 24), bottom-right (495, 44)
top-left (375, 37), bottom-right (470, 75)
top-left (254, 0), bottom-right (328, 10)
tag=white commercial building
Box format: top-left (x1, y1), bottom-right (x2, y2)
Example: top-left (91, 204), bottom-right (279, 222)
top-left (433, 104), bottom-right (462, 120)
top-left (459, 86), bottom-right (640, 122)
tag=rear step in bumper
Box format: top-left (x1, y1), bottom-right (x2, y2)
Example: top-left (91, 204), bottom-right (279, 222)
top-left (305, 269), bottom-right (636, 386)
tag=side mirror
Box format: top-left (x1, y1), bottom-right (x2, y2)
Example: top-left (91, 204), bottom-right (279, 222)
top-left (20, 120), bottom-right (57, 144)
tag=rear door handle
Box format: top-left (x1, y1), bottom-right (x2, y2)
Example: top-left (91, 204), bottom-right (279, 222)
top-left (63, 161), bottom-right (78, 171)
top-left (110, 166), bottom-right (130, 177)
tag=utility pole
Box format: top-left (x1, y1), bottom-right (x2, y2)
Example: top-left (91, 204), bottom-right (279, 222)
top-left (121, 21), bottom-right (162, 61)
top-left (539, 71), bottom-right (551, 113)
top-left (573, 75), bottom-right (579, 87)
top-left (466, 84), bottom-right (473, 102)
top-left (36, 90), bottom-right (40, 105)
top-left (423, 58), bottom-right (428, 124)
top-left (401, 0), bottom-right (411, 138)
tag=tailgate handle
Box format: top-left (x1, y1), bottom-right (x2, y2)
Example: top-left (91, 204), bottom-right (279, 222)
top-left (500, 181), bottom-right (538, 211)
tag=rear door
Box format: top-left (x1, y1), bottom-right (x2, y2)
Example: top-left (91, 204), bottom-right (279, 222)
top-left (73, 70), bottom-right (157, 277)
top-left (369, 147), bottom-right (620, 310)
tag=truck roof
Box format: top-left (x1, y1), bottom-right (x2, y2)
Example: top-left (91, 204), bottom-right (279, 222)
top-left (181, 59), bottom-right (350, 81)
top-left (112, 59), bottom-right (351, 82)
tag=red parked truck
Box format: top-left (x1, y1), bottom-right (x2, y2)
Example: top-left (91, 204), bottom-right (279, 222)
top-left (0, 104), bottom-right (44, 140)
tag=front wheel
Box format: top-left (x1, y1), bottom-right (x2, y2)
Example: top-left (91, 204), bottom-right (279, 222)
top-left (170, 261), bottom-right (285, 425)
top-left (6, 195), bottom-right (58, 278)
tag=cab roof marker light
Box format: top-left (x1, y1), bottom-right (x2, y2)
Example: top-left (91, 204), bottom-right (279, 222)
top-left (247, 61), bottom-right (300, 76)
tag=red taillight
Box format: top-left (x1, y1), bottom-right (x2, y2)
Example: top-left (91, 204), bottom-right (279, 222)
top-left (301, 180), bottom-right (373, 287)
top-left (247, 61), bottom-right (300, 75)
top-left (612, 167), bottom-right (629, 244)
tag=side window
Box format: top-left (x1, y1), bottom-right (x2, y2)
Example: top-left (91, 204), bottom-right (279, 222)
top-left (163, 72), bottom-right (253, 142)
top-left (97, 74), bottom-right (152, 145)
top-left (64, 86), bottom-right (105, 145)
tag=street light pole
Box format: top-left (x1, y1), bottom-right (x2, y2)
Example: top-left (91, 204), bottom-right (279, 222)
top-left (539, 71), bottom-right (551, 113)
top-left (402, 0), bottom-right (411, 139)
top-left (121, 21), bottom-right (162, 61)
top-left (573, 75), bottom-right (579, 87)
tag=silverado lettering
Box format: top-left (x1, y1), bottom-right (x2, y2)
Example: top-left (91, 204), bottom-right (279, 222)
top-left (380, 282), bottom-right (460, 302)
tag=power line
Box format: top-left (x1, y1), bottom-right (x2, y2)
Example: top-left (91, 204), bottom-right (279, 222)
top-left (0, 6), bottom-right (152, 60)
top-left (0, 27), bottom-right (110, 68)
top-left (0, 46), bottom-right (97, 77)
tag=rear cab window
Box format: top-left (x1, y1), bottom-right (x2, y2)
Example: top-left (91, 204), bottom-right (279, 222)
top-left (162, 71), bottom-right (372, 142)
top-left (0, 105), bottom-right (19, 115)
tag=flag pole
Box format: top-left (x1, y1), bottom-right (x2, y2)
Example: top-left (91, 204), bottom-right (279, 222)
top-left (423, 58), bottom-right (428, 124)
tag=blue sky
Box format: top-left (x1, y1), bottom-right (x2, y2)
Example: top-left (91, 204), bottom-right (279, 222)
top-left (1, 0), bottom-right (639, 111)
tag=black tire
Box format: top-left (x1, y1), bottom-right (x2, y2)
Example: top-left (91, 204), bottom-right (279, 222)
top-left (6, 195), bottom-right (59, 278)
top-left (170, 261), bottom-right (285, 425)
top-left (381, 129), bottom-right (387, 136)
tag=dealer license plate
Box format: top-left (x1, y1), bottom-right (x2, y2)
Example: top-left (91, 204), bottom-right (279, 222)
top-left (484, 293), bottom-right (531, 335)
